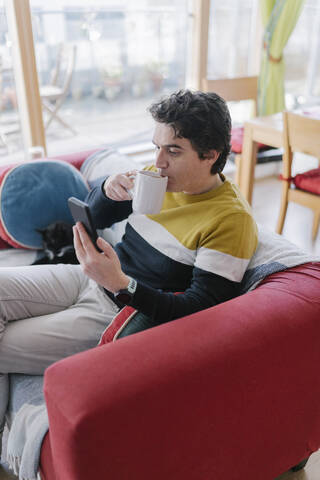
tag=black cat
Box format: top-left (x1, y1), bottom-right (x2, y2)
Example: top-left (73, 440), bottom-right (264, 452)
top-left (32, 221), bottom-right (79, 265)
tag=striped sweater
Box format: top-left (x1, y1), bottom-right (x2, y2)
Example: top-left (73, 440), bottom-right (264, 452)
top-left (86, 174), bottom-right (258, 324)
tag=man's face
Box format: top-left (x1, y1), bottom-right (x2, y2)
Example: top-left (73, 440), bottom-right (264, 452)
top-left (152, 122), bottom-right (219, 195)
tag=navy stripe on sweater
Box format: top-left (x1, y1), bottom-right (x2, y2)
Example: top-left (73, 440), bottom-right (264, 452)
top-left (86, 181), bottom-right (241, 323)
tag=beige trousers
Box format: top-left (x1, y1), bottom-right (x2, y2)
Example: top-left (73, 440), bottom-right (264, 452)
top-left (0, 263), bottom-right (119, 432)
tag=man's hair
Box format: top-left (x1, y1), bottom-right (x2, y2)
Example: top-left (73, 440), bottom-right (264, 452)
top-left (149, 89), bottom-right (231, 174)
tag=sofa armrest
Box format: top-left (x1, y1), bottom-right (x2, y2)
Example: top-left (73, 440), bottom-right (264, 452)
top-left (44, 267), bottom-right (320, 480)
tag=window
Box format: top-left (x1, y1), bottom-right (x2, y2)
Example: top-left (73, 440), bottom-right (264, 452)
top-left (284, 0), bottom-right (320, 107)
top-left (0, 3), bottom-right (23, 160)
top-left (30, 0), bottom-right (190, 156)
top-left (207, 0), bottom-right (260, 79)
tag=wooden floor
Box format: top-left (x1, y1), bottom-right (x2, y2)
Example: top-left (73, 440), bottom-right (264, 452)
top-left (0, 171), bottom-right (319, 480)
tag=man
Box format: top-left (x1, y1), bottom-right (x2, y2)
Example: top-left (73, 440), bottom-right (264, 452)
top-left (0, 90), bottom-right (258, 447)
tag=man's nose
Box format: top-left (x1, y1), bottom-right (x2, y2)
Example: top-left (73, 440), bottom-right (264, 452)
top-left (155, 148), bottom-right (168, 169)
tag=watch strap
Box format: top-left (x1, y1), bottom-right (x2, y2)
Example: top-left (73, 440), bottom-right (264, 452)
top-left (114, 276), bottom-right (137, 303)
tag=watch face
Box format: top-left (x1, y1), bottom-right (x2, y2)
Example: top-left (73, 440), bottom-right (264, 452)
top-left (116, 292), bottom-right (131, 305)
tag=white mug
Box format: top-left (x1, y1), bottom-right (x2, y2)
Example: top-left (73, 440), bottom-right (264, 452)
top-left (129, 171), bottom-right (168, 214)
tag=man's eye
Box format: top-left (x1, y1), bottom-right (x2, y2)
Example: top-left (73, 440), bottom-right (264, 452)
top-left (168, 150), bottom-right (179, 156)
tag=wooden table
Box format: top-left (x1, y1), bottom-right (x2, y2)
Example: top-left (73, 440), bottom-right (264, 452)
top-left (238, 112), bottom-right (283, 205)
top-left (238, 107), bottom-right (320, 205)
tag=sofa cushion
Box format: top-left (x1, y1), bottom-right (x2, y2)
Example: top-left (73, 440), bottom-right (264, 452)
top-left (0, 161), bottom-right (89, 249)
top-left (80, 148), bottom-right (136, 245)
top-left (80, 148), bottom-right (135, 186)
top-left (0, 151), bottom-right (94, 250)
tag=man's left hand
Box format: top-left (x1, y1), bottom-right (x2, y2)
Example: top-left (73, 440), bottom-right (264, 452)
top-left (73, 222), bottom-right (129, 293)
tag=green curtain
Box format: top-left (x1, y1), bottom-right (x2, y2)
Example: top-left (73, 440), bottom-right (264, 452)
top-left (258, 0), bottom-right (305, 115)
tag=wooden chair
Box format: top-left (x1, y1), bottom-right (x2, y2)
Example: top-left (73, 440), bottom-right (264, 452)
top-left (202, 76), bottom-right (281, 185)
top-left (276, 111), bottom-right (320, 241)
top-left (40, 44), bottom-right (77, 134)
top-left (202, 76), bottom-right (258, 115)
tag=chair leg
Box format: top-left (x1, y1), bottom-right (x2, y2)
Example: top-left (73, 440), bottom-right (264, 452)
top-left (42, 100), bottom-right (77, 135)
top-left (53, 113), bottom-right (77, 135)
top-left (0, 131), bottom-right (9, 150)
top-left (234, 154), bottom-right (241, 186)
top-left (42, 101), bottom-right (57, 130)
top-left (312, 211), bottom-right (320, 242)
top-left (276, 182), bottom-right (289, 234)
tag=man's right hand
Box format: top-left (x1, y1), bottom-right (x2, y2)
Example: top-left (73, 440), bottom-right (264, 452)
top-left (103, 170), bottom-right (137, 201)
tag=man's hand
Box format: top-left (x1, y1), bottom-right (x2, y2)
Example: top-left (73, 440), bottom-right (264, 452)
top-left (103, 170), bottom-right (137, 201)
top-left (73, 222), bottom-right (130, 293)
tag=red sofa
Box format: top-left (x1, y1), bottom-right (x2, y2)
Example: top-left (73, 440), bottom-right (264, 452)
top-left (39, 261), bottom-right (320, 480)
top-left (2, 149), bottom-right (319, 479)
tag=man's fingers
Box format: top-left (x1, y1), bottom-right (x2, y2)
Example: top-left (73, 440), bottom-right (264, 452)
top-left (73, 224), bottom-right (81, 248)
top-left (75, 223), bottom-right (97, 254)
top-left (72, 224), bottom-right (85, 262)
top-left (110, 183), bottom-right (132, 201)
top-left (126, 170), bottom-right (138, 176)
top-left (104, 173), bottom-right (135, 201)
top-left (118, 174), bottom-right (135, 191)
top-left (96, 237), bottom-right (116, 259)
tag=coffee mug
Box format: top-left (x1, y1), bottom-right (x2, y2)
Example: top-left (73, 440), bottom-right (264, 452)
top-left (129, 171), bottom-right (168, 214)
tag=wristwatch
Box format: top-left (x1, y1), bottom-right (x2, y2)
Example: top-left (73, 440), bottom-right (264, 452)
top-left (114, 276), bottom-right (137, 305)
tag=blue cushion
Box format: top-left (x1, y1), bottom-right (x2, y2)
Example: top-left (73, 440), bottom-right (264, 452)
top-left (0, 160), bottom-right (89, 249)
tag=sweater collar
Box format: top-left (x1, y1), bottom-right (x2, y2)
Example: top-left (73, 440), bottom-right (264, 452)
top-left (166, 174), bottom-right (227, 205)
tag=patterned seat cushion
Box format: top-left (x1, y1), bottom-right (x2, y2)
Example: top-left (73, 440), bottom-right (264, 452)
top-left (231, 126), bottom-right (270, 154)
top-left (293, 168), bottom-right (320, 195)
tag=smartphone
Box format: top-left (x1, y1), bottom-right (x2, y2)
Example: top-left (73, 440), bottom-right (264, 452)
top-left (68, 197), bottom-right (98, 245)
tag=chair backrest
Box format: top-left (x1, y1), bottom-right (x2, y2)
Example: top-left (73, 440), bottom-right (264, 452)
top-left (202, 76), bottom-right (258, 116)
top-left (282, 111), bottom-right (320, 179)
top-left (49, 44), bottom-right (77, 94)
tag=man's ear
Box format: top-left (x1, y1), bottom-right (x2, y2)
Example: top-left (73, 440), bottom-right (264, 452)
top-left (203, 150), bottom-right (220, 167)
